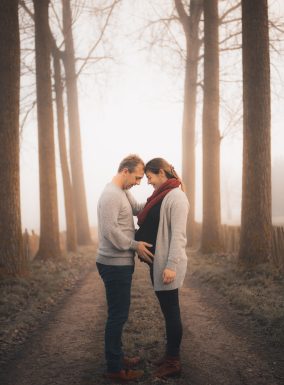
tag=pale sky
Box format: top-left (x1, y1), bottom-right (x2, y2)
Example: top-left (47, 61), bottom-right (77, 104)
top-left (19, 0), bottom-right (284, 233)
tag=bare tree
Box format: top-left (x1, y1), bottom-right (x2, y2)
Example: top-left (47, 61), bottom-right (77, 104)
top-left (33, 0), bottom-right (61, 260)
top-left (238, 0), bottom-right (272, 267)
top-left (60, 0), bottom-right (121, 245)
top-left (61, 0), bottom-right (92, 245)
top-left (20, 0), bottom-right (77, 253)
top-left (174, 0), bottom-right (203, 246)
top-left (20, 0), bottom-right (120, 250)
top-left (0, 0), bottom-right (27, 276)
top-left (200, 0), bottom-right (222, 253)
top-left (53, 49), bottom-right (77, 252)
top-left (141, 1), bottom-right (242, 247)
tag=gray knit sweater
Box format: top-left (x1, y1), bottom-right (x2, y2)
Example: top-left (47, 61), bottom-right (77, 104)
top-left (153, 188), bottom-right (189, 291)
top-left (96, 183), bottom-right (144, 266)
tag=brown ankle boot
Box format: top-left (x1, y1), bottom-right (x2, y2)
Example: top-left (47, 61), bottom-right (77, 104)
top-left (122, 355), bottom-right (141, 368)
top-left (153, 356), bottom-right (181, 379)
top-left (104, 369), bottom-right (144, 381)
top-left (152, 354), bottom-right (167, 366)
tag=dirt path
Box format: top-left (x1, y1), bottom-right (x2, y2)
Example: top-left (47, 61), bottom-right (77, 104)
top-left (180, 276), bottom-right (283, 385)
top-left (0, 271), bottom-right (106, 385)
top-left (0, 263), bottom-right (283, 385)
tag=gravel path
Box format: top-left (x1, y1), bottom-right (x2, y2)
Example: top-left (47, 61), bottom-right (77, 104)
top-left (0, 263), bottom-right (283, 385)
top-left (180, 276), bottom-right (283, 385)
top-left (0, 271), bottom-right (106, 385)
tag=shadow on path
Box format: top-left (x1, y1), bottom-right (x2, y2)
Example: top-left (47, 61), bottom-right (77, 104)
top-left (0, 263), bottom-right (283, 385)
top-left (0, 270), bottom-right (106, 385)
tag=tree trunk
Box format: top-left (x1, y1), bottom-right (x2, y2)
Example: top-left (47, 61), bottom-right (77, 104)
top-left (201, 0), bottom-right (222, 253)
top-left (239, 0), bottom-right (272, 267)
top-left (176, 0), bottom-right (203, 246)
top-left (53, 51), bottom-right (77, 252)
top-left (62, 0), bottom-right (92, 245)
top-left (33, 0), bottom-right (61, 260)
top-left (0, 0), bottom-right (27, 276)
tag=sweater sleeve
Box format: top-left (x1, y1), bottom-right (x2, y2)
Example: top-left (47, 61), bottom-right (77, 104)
top-left (125, 191), bottom-right (145, 215)
top-left (166, 195), bottom-right (189, 271)
top-left (98, 193), bottom-right (138, 251)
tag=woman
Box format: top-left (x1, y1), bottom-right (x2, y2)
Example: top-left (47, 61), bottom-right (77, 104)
top-left (135, 158), bottom-right (189, 379)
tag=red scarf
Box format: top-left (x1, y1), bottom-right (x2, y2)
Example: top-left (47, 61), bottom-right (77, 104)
top-left (137, 178), bottom-right (180, 226)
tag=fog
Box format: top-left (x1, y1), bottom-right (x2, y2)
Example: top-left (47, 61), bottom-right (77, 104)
top-left (19, 0), bottom-right (284, 233)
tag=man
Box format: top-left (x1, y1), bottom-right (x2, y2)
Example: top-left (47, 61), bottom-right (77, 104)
top-left (96, 154), bottom-right (153, 381)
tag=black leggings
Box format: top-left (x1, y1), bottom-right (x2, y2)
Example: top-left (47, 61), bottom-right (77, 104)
top-left (150, 266), bottom-right (182, 357)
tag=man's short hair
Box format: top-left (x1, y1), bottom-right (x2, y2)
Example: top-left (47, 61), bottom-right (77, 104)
top-left (118, 154), bottom-right (144, 173)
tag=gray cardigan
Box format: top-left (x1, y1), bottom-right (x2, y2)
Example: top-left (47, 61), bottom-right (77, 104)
top-left (152, 188), bottom-right (189, 291)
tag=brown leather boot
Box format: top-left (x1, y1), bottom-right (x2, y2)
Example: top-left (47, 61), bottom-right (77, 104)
top-left (152, 354), bottom-right (167, 366)
top-left (122, 356), bottom-right (141, 368)
top-left (153, 356), bottom-right (181, 379)
top-left (104, 369), bottom-right (144, 381)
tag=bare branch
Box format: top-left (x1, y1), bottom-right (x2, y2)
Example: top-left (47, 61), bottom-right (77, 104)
top-left (197, 81), bottom-right (204, 90)
top-left (142, 16), bottom-right (178, 31)
top-left (50, 1), bottom-right (64, 36)
top-left (76, 0), bottom-right (121, 78)
top-left (75, 56), bottom-right (113, 62)
top-left (19, 0), bottom-right (34, 20)
top-left (220, 45), bottom-right (242, 52)
top-left (174, 0), bottom-right (190, 36)
top-left (269, 19), bottom-right (284, 34)
top-left (20, 101), bottom-right (37, 135)
top-left (221, 17), bottom-right (241, 25)
top-left (161, 17), bottom-right (186, 60)
top-left (219, 1), bottom-right (241, 24)
top-left (219, 30), bottom-right (241, 46)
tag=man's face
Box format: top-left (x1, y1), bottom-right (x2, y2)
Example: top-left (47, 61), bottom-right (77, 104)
top-left (123, 164), bottom-right (144, 189)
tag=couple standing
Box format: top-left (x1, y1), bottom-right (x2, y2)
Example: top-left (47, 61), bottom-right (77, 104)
top-left (96, 154), bottom-right (189, 381)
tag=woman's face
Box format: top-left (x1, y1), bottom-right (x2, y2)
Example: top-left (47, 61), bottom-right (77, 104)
top-left (146, 170), bottom-right (167, 190)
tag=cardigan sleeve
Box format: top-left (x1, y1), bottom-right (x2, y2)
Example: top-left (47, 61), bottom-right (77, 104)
top-left (166, 194), bottom-right (189, 271)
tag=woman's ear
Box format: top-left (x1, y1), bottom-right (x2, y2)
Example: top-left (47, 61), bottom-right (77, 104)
top-left (159, 169), bottom-right (166, 177)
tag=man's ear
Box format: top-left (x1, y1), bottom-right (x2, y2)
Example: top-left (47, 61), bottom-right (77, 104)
top-left (122, 168), bottom-right (129, 175)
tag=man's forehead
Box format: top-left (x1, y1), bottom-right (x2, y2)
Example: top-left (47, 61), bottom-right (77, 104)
top-left (134, 171), bottom-right (144, 178)
top-left (132, 165), bottom-right (144, 178)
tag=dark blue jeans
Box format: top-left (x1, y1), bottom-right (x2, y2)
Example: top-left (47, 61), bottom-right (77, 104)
top-left (150, 265), bottom-right (182, 357)
top-left (97, 263), bottom-right (134, 372)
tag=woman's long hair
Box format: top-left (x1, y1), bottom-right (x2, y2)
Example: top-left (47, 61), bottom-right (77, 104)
top-left (145, 158), bottom-right (185, 192)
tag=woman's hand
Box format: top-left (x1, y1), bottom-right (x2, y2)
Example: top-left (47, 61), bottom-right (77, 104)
top-left (162, 268), bottom-right (176, 284)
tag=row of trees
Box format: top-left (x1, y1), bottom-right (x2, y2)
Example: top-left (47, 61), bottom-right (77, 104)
top-left (166, 0), bottom-right (273, 266)
top-left (0, 0), bottom-right (119, 275)
top-left (142, 0), bottom-right (276, 266)
top-left (0, 0), bottom-right (279, 276)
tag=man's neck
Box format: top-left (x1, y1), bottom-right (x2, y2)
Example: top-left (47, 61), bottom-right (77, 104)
top-left (112, 174), bottom-right (124, 189)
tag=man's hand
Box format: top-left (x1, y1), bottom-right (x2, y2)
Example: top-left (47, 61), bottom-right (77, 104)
top-left (136, 241), bottom-right (154, 264)
top-left (163, 268), bottom-right (176, 284)
top-left (138, 254), bottom-right (153, 264)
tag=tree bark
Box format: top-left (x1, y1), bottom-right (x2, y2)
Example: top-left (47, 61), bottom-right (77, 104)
top-left (175, 0), bottom-right (203, 246)
top-left (33, 0), bottom-right (61, 260)
top-left (53, 51), bottom-right (77, 252)
top-left (62, 0), bottom-right (92, 245)
top-left (201, 0), bottom-right (222, 253)
top-left (0, 0), bottom-right (27, 276)
top-left (239, 0), bottom-right (272, 267)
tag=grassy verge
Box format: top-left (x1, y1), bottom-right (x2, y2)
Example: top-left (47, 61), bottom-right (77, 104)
top-left (189, 251), bottom-right (284, 345)
top-left (0, 246), bottom-right (97, 366)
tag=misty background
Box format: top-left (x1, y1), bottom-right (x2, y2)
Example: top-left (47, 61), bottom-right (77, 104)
top-left (19, 0), bottom-right (284, 233)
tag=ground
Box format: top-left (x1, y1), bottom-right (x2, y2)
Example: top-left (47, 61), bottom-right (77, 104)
top-left (0, 252), bottom-right (283, 385)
